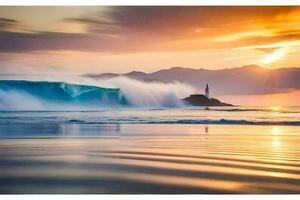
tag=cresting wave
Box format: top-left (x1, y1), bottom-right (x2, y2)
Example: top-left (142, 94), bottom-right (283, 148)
top-left (0, 80), bottom-right (128, 111)
top-left (0, 79), bottom-right (194, 110)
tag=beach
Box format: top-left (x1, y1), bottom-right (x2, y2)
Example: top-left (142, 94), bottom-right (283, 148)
top-left (1, 4), bottom-right (300, 196)
top-left (1, 123), bottom-right (300, 194)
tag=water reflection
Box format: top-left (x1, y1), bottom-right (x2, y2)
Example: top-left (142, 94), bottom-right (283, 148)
top-left (59, 124), bottom-right (121, 137)
top-left (271, 126), bottom-right (282, 149)
top-left (272, 137), bottom-right (281, 148)
top-left (1, 124), bottom-right (300, 193)
top-left (0, 124), bottom-right (121, 138)
top-left (205, 126), bottom-right (209, 134)
top-left (272, 126), bottom-right (281, 135)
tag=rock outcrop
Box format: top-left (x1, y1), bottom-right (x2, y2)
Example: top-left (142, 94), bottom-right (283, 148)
top-left (182, 94), bottom-right (233, 106)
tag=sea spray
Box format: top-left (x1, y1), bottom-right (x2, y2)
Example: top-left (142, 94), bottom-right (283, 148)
top-left (96, 76), bottom-right (195, 108)
top-left (0, 89), bottom-right (45, 111)
top-left (0, 76), bottom-right (196, 110)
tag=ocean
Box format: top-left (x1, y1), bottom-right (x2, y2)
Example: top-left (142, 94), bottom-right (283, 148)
top-left (0, 106), bottom-right (299, 138)
top-left (0, 107), bottom-right (300, 193)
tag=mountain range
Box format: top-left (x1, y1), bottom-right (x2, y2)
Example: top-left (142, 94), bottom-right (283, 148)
top-left (85, 65), bottom-right (300, 96)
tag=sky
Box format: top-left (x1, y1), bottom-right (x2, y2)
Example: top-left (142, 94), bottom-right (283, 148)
top-left (1, 6), bottom-right (300, 75)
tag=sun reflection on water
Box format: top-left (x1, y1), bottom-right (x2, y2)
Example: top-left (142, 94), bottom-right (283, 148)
top-left (271, 126), bottom-right (282, 149)
top-left (272, 137), bottom-right (281, 148)
top-left (272, 126), bottom-right (281, 135)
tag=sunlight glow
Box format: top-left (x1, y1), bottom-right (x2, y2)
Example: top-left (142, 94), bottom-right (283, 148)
top-left (215, 31), bottom-right (273, 42)
top-left (272, 137), bottom-right (281, 148)
top-left (262, 47), bottom-right (289, 64)
top-left (272, 126), bottom-right (281, 135)
top-left (269, 106), bottom-right (282, 112)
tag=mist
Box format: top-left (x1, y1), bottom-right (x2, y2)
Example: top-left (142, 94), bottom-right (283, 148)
top-left (0, 90), bottom-right (45, 111)
top-left (97, 76), bottom-right (195, 108)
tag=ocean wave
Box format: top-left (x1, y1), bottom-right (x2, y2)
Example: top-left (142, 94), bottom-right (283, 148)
top-left (209, 108), bottom-right (300, 114)
top-left (0, 80), bottom-right (129, 110)
top-left (162, 119), bottom-right (300, 126)
top-left (67, 119), bottom-right (86, 123)
top-left (0, 79), bottom-right (194, 110)
top-left (62, 118), bottom-right (300, 126)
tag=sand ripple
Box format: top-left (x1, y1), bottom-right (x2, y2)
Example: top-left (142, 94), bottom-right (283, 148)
top-left (0, 125), bottom-right (300, 193)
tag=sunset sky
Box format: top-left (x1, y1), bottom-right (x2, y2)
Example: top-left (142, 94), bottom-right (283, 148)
top-left (1, 6), bottom-right (300, 75)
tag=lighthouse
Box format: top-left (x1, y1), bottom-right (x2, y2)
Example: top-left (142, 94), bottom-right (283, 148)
top-left (205, 84), bottom-right (209, 99)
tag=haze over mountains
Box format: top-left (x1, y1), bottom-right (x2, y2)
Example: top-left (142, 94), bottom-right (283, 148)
top-left (85, 65), bottom-right (300, 96)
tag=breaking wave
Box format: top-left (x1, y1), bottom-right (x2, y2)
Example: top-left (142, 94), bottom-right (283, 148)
top-left (0, 80), bottom-right (128, 111)
top-left (0, 78), bottom-right (195, 111)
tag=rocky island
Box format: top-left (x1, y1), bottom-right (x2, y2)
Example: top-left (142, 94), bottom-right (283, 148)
top-left (182, 94), bottom-right (233, 106)
top-left (182, 84), bottom-right (233, 106)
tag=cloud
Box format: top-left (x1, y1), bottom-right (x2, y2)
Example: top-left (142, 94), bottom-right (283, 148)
top-left (0, 6), bottom-right (300, 54)
top-left (0, 18), bottom-right (19, 31)
top-left (255, 47), bottom-right (281, 53)
top-left (100, 7), bottom-right (295, 31)
top-left (63, 17), bottom-right (121, 35)
top-left (0, 31), bottom-right (121, 52)
top-left (230, 31), bottom-right (300, 50)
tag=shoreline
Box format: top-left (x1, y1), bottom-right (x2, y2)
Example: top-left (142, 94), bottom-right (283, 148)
top-left (1, 124), bottom-right (300, 139)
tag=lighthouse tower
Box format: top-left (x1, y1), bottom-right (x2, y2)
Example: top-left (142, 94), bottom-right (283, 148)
top-left (205, 84), bottom-right (209, 99)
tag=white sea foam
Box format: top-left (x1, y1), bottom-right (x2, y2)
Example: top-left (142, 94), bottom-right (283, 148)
top-left (96, 76), bottom-right (195, 108)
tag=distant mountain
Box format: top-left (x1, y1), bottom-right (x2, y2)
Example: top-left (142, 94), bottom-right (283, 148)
top-left (85, 65), bottom-right (300, 95)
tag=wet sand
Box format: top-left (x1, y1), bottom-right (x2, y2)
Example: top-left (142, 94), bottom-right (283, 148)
top-left (0, 124), bottom-right (300, 194)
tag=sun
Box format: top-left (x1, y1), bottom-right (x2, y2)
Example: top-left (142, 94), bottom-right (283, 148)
top-left (269, 106), bottom-right (282, 111)
top-left (262, 47), bottom-right (289, 64)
